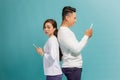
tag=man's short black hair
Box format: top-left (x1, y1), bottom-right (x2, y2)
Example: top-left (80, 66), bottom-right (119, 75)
top-left (62, 6), bottom-right (76, 20)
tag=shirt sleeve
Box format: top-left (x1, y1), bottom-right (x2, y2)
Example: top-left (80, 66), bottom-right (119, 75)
top-left (58, 29), bottom-right (89, 55)
top-left (44, 38), bottom-right (58, 63)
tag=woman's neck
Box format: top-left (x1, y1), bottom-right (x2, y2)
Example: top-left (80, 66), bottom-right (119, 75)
top-left (49, 34), bottom-right (54, 37)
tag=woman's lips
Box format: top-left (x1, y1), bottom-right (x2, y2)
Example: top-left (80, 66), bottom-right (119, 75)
top-left (45, 32), bottom-right (48, 34)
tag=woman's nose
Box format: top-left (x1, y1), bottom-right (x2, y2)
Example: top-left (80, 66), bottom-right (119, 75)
top-left (44, 28), bottom-right (48, 31)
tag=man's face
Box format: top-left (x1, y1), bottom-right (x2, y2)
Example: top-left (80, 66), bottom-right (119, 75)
top-left (66, 12), bottom-right (76, 27)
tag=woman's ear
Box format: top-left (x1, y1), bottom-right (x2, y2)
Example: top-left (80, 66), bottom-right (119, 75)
top-left (53, 28), bottom-right (56, 32)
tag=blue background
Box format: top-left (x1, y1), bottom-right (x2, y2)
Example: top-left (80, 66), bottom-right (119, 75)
top-left (0, 0), bottom-right (120, 80)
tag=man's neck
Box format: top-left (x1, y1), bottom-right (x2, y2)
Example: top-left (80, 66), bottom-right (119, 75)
top-left (61, 21), bottom-right (70, 27)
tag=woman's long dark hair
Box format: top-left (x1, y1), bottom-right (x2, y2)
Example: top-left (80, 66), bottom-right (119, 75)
top-left (43, 19), bottom-right (63, 61)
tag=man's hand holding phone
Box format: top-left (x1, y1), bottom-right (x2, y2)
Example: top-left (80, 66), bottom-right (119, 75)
top-left (85, 24), bottom-right (93, 38)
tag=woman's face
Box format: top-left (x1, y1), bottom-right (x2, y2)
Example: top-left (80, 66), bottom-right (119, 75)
top-left (44, 22), bottom-right (56, 37)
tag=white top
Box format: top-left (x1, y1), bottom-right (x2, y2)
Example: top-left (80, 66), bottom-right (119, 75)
top-left (58, 27), bottom-right (89, 68)
top-left (43, 35), bottom-right (62, 76)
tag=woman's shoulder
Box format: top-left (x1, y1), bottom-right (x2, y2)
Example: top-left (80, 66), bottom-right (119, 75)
top-left (48, 36), bottom-right (58, 43)
top-left (49, 35), bottom-right (57, 40)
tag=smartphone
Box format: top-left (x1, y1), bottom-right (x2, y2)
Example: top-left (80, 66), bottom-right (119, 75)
top-left (90, 24), bottom-right (93, 29)
top-left (33, 44), bottom-right (37, 48)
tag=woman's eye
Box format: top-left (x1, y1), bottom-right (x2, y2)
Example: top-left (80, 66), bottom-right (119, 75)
top-left (46, 25), bottom-right (51, 29)
top-left (47, 27), bottom-right (50, 29)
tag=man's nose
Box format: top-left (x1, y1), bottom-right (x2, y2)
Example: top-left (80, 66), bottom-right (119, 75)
top-left (75, 19), bottom-right (77, 22)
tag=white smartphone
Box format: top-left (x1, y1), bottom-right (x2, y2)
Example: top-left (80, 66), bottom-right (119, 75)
top-left (33, 44), bottom-right (37, 48)
top-left (90, 24), bottom-right (93, 29)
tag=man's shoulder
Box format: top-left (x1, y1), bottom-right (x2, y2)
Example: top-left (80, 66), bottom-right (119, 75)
top-left (58, 27), bottom-right (70, 33)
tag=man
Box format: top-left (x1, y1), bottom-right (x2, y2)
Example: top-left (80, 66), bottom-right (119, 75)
top-left (58, 6), bottom-right (93, 80)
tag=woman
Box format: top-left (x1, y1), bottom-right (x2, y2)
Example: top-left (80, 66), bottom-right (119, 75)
top-left (35, 19), bottom-right (62, 80)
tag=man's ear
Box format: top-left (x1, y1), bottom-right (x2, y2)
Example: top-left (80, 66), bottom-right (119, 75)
top-left (66, 15), bottom-right (69, 21)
